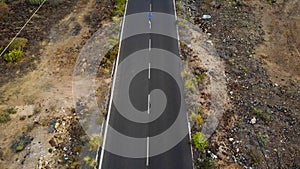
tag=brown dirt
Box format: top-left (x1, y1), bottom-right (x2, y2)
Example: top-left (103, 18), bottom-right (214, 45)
top-left (0, 0), bottom-right (79, 86)
top-left (255, 0), bottom-right (300, 85)
top-left (0, 0), bottom-right (113, 168)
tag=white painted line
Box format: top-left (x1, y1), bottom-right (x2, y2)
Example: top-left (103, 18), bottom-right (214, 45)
top-left (147, 94), bottom-right (150, 114)
top-left (149, 38), bottom-right (151, 51)
top-left (150, 3), bottom-right (152, 11)
top-left (98, 0), bottom-right (129, 168)
top-left (173, 0), bottom-right (180, 45)
top-left (173, 0), bottom-right (178, 21)
top-left (186, 114), bottom-right (195, 168)
top-left (146, 136), bottom-right (150, 166)
top-left (149, 20), bottom-right (152, 29)
top-left (148, 62), bottom-right (151, 79)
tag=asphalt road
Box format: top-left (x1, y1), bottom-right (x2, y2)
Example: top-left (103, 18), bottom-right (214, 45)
top-left (97, 0), bottom-right (193, 168)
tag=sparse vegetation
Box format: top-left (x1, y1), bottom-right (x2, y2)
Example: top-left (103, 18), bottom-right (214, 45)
top-left (197, 158), bottom-right (216, 169)
top-left (33, 107), bottom-right (41, 114)
top-left (190, 112), bottom-right (203, 125)
top-left (267, 0), bottom-right (276, 4)
top-left (192, 132), bottom-right (208, 150)
top-left (88, 135), bottom-right (102, 151)
top-left (10, 133), bottom-right (33, 153)
top-left (0, 108), bottom-right (17, 123)
top-left (1, 37), bottom-right (27, 62)
top-left (228, 59), bottom-right (235, 65)
top-left (7, 37), bottom-right (27, 51)
top-left (96, 116), bottom-right (103, 124)
top-left (3, 49), bottom-right (24, 63)
top-left (257, 133), bottom-right (269, 147)
top-left (242, 66), bottom-right (248, 73)
top-left (101, 45), bottom-right (118, 70)
top-left (84, 156), bottom-right (98, 168)
top-left (113, 0), bottom-right (126, 17)
top-left (185, 79), bottom-right (195, 90)
top-left (175, 1), bottom-right (182, 17)
top-left (195, 72), bottom-right (206, 83)
top-left (0, 111), bottom-right (10, 123)
top-left (181, 70), bottom-right (190, 78)
top-left (26, 123), bottom-right (35, 132)
top-left (250, 148), bottom-right (264, 165)
top-left (253, 108), bottom-right (271, 122)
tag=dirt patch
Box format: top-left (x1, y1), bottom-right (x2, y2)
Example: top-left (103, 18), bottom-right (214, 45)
top-left (0, 0), bottom-right (79, 86)
top-left (0, 0), bottom-right (113, 168)
top-left (255, 0), bottom-right (300, 85)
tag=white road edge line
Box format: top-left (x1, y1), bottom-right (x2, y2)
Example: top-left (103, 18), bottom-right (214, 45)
top-left (98, 0), bottom-right (129, 168)
top-left (172, 0), bottom-right (195, 168)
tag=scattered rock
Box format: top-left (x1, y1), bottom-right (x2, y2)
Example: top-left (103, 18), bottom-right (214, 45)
top-left (48, 118), bottom-right (57, 133)
top-left (250, 117), bottom-right (256, 124)
top-left (202, 14), bottom-right (212, 19)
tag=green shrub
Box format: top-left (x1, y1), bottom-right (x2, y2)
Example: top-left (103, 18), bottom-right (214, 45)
top-left (185, 79), bottom-right (195, 90)
top-left (84, 156), bottom-right (98, 167)
top-left (101, 45), bottom-right (117, 68)
top-left (10, 133), bottom-right (32, 153)
top-left (181, 70), bottom-right (190, 78)
top-left (0, 111), bottom-right (10, 123)
top-left (195, 72), bottom-right (206, 83)
top-left (15, 143), bottom-right (24, 151)
top-left (0, 2), bottom-right (9, 21)
top-left (257, 133), bottom-right (269, 147)
top-left (190, 113), bottom-right (203, 125)
top-left (89, 135), bottom-right (102, 150)
top-left (253, 108), bottom-right (271, 122)
top-left (113, 0), bottom-right (126, 16)
top-left (28, 0), bottom-right (44, 5)
top-left (0, 108), bottom-right (17, 123)
top-left (3, 49), bottom-right (24, 63)
top-left (6, 107), bottom-right (17, 114)
top-left (192, 132), bottom-right (208, 150)
top-left (7, 37), bottom-right (27, 51)
top-left (96, 116), bottom-right (103, 124)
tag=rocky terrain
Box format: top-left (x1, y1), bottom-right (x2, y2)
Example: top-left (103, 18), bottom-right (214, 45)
top-left (179, 0), bottom-right (300, 168)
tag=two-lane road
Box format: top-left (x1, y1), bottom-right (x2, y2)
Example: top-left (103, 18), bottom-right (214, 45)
top-left (98, 0), bottom-right (193, 168)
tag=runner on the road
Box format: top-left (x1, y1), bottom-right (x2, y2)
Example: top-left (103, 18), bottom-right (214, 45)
top-left (148, 10), bottom-right (153, 22)
top-left (148, 10), bottom-right (153, 29)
